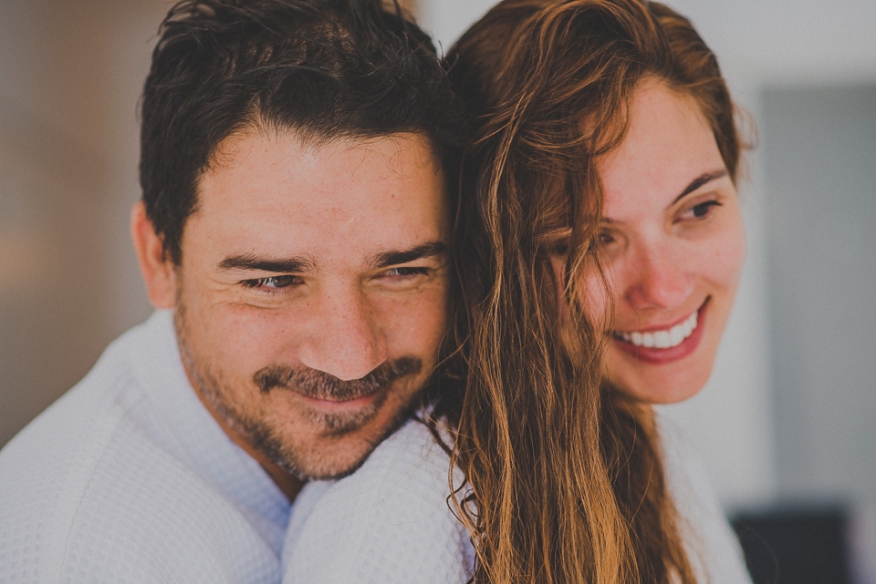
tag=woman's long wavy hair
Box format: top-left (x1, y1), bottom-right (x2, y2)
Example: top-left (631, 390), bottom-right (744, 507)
top-left (445, 0), bottom-right (742, 581)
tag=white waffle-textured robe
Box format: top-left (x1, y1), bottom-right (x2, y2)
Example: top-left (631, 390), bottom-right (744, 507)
top-left (0, 309), bottom-right (749, 584)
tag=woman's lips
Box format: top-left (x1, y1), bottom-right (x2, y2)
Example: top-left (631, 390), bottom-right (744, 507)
top-left (610, 299), bottom-right (709, 364)
top-left (614, 309), bottom-right (698, 349)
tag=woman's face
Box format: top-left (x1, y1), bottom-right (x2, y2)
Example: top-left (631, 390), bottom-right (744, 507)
top-left (581, 80), bottom-right (746, 404)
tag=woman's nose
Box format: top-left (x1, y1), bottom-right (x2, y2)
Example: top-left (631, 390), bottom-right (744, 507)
top-left (621, 242), bottom-right (694, 311)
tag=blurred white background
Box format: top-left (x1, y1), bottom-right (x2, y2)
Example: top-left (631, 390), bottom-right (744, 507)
top-left (1, 0), bottom-right (875, 579)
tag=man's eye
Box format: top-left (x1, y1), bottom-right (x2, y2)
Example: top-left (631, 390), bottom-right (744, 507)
top-left (383, 267), bottom-right (429, 278)
top-left (242, 275), bottom-right (300, 290)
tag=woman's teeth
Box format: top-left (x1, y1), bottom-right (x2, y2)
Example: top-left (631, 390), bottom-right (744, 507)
top-left (615, 310), bottom-right (698, 350)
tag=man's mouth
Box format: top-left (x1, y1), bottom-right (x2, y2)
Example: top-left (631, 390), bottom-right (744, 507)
top-left (253, 356), bottom-right (422, 398)
top-left (611, 300), bottom-right (707, 350)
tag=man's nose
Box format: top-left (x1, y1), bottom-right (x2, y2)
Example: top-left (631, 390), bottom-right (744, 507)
top-left (622, 242), bottom-right (693, 311)
top-left (297, 287), bottom-right (388, 381)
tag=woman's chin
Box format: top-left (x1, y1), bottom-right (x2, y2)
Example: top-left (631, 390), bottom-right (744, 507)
top-left (605, 352), bottom-right (715, 405)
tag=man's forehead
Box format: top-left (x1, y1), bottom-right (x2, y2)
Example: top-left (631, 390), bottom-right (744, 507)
top-left (196, 127), bottom-right (447, 208)
top-left (184, 127), bottom-right (450, 268)
top-left (206, 121), bottom-right (444, 174)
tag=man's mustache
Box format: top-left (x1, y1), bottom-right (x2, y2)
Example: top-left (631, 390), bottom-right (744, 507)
top-left (253, 357), bottom-right (422, 400)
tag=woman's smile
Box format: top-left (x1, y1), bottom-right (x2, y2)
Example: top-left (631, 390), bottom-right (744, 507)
top-left (612, 302), bottom-right (702, 349)
top-left (610, 298), bottom-right (709, 365)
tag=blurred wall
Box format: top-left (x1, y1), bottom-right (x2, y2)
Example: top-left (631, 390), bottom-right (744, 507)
top-left (0, 0), bottom-right (166, 446)
top-left (763, 84), bottom-right (876, 581)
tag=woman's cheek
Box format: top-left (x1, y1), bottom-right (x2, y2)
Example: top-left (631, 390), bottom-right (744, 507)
top-left (709, 221), bottom-right (747, 289)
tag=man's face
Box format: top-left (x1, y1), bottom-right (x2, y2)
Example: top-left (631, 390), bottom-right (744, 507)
top-left (169, 129), bottom-right (450, 481)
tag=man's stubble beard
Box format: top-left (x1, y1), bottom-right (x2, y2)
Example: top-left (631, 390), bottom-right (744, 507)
top-left (172, 298), bottom-right (424, 481)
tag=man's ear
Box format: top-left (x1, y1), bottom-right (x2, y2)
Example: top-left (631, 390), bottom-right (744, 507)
top-left (131, 201), bottom-right (177, 309)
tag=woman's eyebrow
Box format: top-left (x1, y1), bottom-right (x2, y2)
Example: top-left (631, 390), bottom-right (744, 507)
top-left (669, 169), bottom-right (728, 207)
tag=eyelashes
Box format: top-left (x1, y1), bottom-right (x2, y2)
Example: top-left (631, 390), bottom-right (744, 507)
top-left (381, 267), bottom-right (430, 277)
top-left (687, 199), bottom-right (722, 219)
top-left (241, 275), bottom-right (302, 292)
top-left (239, 266), bottom-right (433, 296)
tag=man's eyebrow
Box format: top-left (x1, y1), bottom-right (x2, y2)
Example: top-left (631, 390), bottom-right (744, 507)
top-left (218, 254), bottom-right (315, 273)
top-left (371, 242), bottom-right (448, 268)
top-left (670, 169), bottom-right (729, 206)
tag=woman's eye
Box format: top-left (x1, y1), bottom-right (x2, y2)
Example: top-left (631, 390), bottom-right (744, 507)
top-left (685, 200), bottom-right (722, 220)
top-left (242, 275), bottom-right (300, 290)
top-left (549, 240), bottom-right (570, 257)
top-left (598, 231), bottom-right (615, 246)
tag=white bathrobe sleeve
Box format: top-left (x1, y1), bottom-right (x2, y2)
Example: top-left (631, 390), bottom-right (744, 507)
top-left (659, 415), bottom-right (753, 584)
top-left (281, 418), bottom-right (475, 584)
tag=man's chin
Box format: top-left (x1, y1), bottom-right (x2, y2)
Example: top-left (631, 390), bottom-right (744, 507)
top-left (283, 434), bottom-right (385, 481)
top-left (261, 398), bottom-right (418, 482)
top-left (300, 389), bottom-right (388, 438)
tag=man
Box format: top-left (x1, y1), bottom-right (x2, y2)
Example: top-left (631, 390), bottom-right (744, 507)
top-left (0, 0), bottom-right (468, 581)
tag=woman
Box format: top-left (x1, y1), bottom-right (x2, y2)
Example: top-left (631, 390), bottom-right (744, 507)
top-left (447, 0), bottom-right (750, 582)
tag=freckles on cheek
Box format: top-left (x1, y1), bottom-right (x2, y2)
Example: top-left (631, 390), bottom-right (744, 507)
top-left (708, 216), bottom-right (747, 276)
top-left (400, 291), bottom-right (449, 354)
top-left (210, 307), bottom-right (290, 363)
top-left (706, 241), bottom-right (746, 287)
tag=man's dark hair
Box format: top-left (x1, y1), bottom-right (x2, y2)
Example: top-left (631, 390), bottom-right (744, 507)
top-left (140, 0), bottom-right (464, 264)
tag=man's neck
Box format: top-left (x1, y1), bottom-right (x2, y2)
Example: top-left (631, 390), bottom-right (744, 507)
top-left (206, 403), bottom-right (305, 501)
top-left (187, 377), bottom-right (305, 501)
